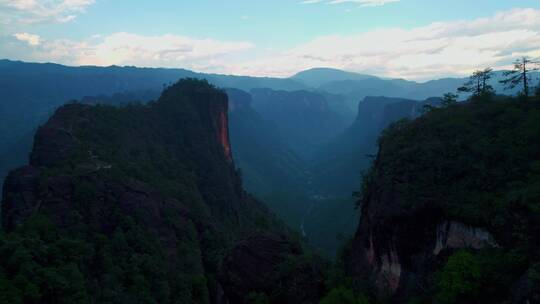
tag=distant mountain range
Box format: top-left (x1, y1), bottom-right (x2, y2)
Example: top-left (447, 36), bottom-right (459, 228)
top-left (291, 67), bottom-right (377, 87)
top-left (1, 59), bottom-right (539, 256)
top-left (296, 67), bottom-right (540, 111)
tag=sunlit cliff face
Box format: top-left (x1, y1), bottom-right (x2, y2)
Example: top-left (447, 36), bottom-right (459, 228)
top-left (218, 110), bottom-right (232, 161)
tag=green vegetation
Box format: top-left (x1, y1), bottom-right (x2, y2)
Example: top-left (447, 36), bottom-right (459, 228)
top-left (435, 250), bottom-right (482, 303)
top-left (457, 68), bottom-right (494, 98)
top-left (318, 239), bottom-right (372, 304)
top-left (500, 57), bottom-right (539, 98)
top-left (0, 79), bottom-right (288, 303)
top-left (319, 287), bottom-right (369, 304)
top-left (373, 94), bottom-right (540, 228)
top-left (357, 92), bottom-right (540, 302)
top-left (0, 214), bottom-right (199, 304)
top-left (435, 249), bottom-right (527, 304)
top-left (441, 92), bottom-right (458, 106)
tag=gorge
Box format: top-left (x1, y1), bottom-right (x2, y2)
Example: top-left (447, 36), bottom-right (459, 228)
top-left (1, 61), bottom-right (539, 303)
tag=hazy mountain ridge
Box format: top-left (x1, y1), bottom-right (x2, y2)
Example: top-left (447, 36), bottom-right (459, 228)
top-left (249, 88), bottom-right (350, 160)
top-left (0, 60), bottom-right (307, 193)
top-left (226, 88), bottom-right (312, 228)
top-left (2, 59), bottom-right (534, 257)
top-left (291, 67), bottom-right (377, 88)
top-left (0, 79), bottom-right (328, 303)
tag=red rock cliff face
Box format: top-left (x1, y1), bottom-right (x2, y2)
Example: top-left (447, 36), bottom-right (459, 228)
top-left (218, 110), bottom-right (232, 161)
top-left (203, 90), bottom-right (232, 162)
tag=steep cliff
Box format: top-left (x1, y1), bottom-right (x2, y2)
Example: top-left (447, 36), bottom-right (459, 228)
top-left (348, 97), bottom-right (540, 303)
top-left (0, 79), bottom-right (317, 303)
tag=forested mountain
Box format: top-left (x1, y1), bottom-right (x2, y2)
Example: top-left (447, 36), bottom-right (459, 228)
top-left (0, 79), bottom-right (328, 303)
top-left (346, 95), bottom-right (540, 303)
top-left (0, 59), bottom-right (510, 194)
top-left (3, 59), bottom-right (535, 261)
top-left (1, 56), bottom-right (540, 304)
top-left (3, 0), bottom-right (540, 300)
top-left (309, 70), bottom-right (539, 111)
top-left (0, 60), bottom-right (306, 194)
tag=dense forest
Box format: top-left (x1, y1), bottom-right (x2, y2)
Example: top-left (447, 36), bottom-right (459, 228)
top-left (347, 91), bottom-right (540, 303)
top-left (1, 61), bottom-right (490, 257)
top-left (2, 0), bottom-right (540, 302)
top-left (1, 60), bottom-right (540, 303)
top-left (0, 79), bottom-right (330, 303)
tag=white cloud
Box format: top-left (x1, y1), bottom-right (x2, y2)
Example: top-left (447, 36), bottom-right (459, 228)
top-left (13, 32), bottom-right (40, 45)
top-left (5, 32), bottom-right (255, 73)
top-left (222, 8), bottom-right (540, 80)
top-left (0, 0), bottom-right (94, 23)
top-left (3, 8), bottom-right (540, 81)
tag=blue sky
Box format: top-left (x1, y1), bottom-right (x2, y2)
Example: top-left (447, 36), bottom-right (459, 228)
top-left (1, 0), bottom-right (540, 80)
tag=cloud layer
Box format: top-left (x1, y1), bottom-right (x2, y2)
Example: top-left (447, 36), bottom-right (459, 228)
top-left (0, 0), bottom-right (94, 24)
top-left (13, 32), bottom-right (40, 46)
top-left (3, 32), bottom-right (254, 73)
top-left (2, 8), bottom-right (540, 80)
top-left (227, 8), bottom-right (540, 79)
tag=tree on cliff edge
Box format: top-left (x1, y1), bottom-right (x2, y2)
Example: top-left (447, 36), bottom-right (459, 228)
top-left (458, 68), bottom-right (494, 99)
top-left (500, 57), bottom-right (539, 98)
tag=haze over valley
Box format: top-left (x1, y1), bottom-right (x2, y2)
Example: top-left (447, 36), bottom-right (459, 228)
top-left (1, 1), bottom-right (540, 303)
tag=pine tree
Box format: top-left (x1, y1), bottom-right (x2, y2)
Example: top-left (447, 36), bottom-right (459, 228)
top-left (442, 92), bottom-right (458, 106)
top-left (458, 68), bottom-right (494, 98)
top-left (500, 57), bottom-right (539, 98)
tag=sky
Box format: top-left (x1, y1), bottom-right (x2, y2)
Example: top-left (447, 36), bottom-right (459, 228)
top-left (1, 0), bottom-right (540, 80)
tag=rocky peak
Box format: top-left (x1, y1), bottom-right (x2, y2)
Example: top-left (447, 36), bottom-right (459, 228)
top-left (0, 79), bottom-right (292, 303)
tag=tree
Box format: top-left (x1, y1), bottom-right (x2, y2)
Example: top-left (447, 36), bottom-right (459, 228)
top-left (442, 92), bottom-right (458, 106)
top-left (436, 251), bottom-right (482, 304)
top-left (319, 287), bottom-right (369, 304)
top-left (458, 68), bottom-right (494, 98)
top-left (500, 57), bottom-right (539, 98)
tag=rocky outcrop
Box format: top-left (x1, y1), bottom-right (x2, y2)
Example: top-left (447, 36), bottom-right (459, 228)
top-left (347, 139), bottom-right (501, 301)
top-left (433, 221), bottom-right (497, 255)
top-left (29, 103), bottom-right (83, 168)
top-left (349, 170), bottom-right (500, 301)
top-left (218, 111), bottom-right (232, 161)
top-left (347, 99), bottom-right (540, 303)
